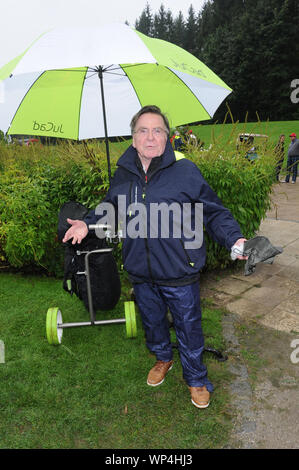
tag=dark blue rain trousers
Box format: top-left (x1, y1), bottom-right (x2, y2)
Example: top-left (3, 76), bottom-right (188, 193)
top-left (133, 281), bottom-right (214, 392)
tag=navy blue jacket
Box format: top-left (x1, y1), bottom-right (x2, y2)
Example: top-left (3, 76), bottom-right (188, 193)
top-left (84, 140), bottom-right (243, 286)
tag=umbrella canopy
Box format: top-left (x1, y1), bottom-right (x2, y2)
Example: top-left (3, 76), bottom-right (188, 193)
top-left (0, 24), bottom-right (232, 179)
top-left (0, 23), bottom-right (232, 137)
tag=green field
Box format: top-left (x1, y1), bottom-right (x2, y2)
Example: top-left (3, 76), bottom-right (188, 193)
top-left (188, 120), bottom-right (299, 148)
top-left (0, 273), bottom-right (232, 449)
top-left (107, 120), bottom-right (299, 159)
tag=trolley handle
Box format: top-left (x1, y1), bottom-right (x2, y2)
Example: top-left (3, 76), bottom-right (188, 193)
top-left (88, 224), bottom-right (121, 244)
top-left (88, 224), bottom-right (112, 230)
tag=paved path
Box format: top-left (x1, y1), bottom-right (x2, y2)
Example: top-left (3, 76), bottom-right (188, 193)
top-left (202, 181), bottom-right (299, 334)
top-left (201, 181), bottom-right (299, 449)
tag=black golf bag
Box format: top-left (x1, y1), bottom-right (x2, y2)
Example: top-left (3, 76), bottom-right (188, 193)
top-left (58, 201), bottom-right (121, 312)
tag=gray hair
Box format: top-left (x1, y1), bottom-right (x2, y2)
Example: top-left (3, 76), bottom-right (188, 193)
top-left (130, 105), bottom-right (170, 135)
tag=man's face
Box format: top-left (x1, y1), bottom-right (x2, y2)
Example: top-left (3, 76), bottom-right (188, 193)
top-left (291, 135), bottom-right (296, 142)
top-left (132, 113), bottom-right (168, 161)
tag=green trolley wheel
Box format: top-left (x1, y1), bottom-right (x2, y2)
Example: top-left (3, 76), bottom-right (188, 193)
top-left (124, 301), bottom-right (137, 338)
top-left (46, 307), bottom-right (63, 345)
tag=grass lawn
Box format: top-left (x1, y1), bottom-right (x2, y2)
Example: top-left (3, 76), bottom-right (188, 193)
top-left (109, 120), bottom-right (299, 174)
top-left (192, 120), bottom-right (299, 148)
top-left (102, 120), bottom-right (299, 148)
top-left (0, 272), bottom-right (233, 449)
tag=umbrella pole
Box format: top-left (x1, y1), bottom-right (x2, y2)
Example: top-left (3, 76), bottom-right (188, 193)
top-left (98, 67), bottom-right (112, 184)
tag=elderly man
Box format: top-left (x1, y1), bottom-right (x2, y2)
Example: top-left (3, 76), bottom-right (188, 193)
top-left (63, 105), bottom-right (246, 409)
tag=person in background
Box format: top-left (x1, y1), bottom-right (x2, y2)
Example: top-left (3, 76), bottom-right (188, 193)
top-left (282, 133), bottom-right (299, 184)
top-left (170, 130), bottom-right (183, 151)
top-left (184, 129), bottom-right (198, 147)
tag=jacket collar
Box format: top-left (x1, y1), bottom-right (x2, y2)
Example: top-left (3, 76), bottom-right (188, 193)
top-left (117, 139), bottom-right (176, 176)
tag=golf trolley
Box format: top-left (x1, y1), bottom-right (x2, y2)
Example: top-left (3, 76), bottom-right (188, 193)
top-left (46, 224), bottom-right (137, 345)
top-left (46, 216), bottom-right (227, 363)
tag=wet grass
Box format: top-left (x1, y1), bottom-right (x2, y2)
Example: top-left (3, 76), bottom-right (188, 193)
top-left (0, 272), bottom-right (233, 449)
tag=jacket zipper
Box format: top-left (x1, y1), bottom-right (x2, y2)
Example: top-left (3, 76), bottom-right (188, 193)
top-left (128, 181), bottom-right (133, 217)
top-left (142, 175), bottom-right (154, 283)
top-left (179, 239), bottom-right (195, 268)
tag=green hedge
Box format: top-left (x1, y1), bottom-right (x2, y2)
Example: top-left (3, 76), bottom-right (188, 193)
top-left (0, 142), bottom-right (113, 276)
top-left (187, 140), bottom-right (274, 270)
top-left (0, 136), bottom-right (275, 276)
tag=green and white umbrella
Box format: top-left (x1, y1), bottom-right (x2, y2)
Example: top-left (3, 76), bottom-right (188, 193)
top-left (0, 23), bottom-right (232, 177)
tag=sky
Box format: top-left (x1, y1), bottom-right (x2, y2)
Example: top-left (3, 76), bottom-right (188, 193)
top-left (0, 0), bottom-right (206, 68)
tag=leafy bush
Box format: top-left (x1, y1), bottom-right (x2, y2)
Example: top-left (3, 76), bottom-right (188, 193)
top-left (186, 135), bottom-right (275, 269)
top-left (0, 166), bottom-right (58, 270)
top-left (0, 141), bottom-right (114, 275)
top-left (0, 131), bottom-right (275, 275)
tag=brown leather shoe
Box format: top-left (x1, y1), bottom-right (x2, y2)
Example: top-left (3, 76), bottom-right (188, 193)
top-left (147, 360), bottom-right (174, 387)
top-left (189, 386), bottom-right (210, 409)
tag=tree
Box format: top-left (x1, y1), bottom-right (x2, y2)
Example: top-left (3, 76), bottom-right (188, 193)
top-left (172, 11), bottom-right (186, 48)
top-left (212, 0), bottom-right (242, 26)
top-left (165, 10), bottom-right (174, 43)
top-left (135, 2), bottom-right (153, 36)
top-left (184, 5), bottom-right (198, 55)
top-left (134, 0), bottom-right (299, 122)
top-left (199, 0), bottom-right (299, 121)
top-left (197, 1), bottom-right (216, 54)
top-left (152, 4), bottom-right (168, 39)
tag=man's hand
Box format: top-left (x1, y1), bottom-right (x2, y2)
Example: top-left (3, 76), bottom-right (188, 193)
top-left (62, 219), bottom-right (88, 245)
top-left (231, 237), bottom-right (248, 260)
